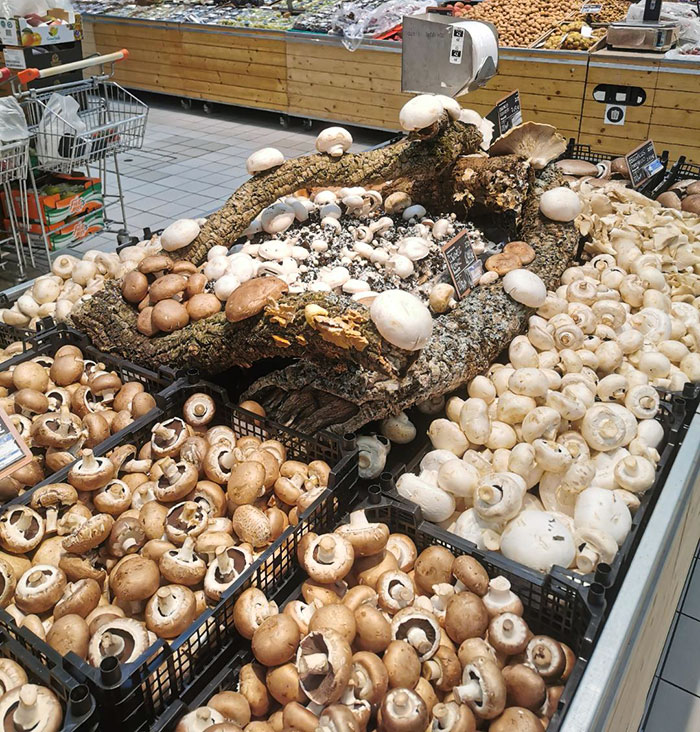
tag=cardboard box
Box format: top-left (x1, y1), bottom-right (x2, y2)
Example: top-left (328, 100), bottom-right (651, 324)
top-left (4, 207), bottom-right (104, 250)
top-left (1, 174), bottom-right (102, 226)
top-left (0, 9), bottom-right (82, 48)
top-left (1, 42), bottom-right (82, 89)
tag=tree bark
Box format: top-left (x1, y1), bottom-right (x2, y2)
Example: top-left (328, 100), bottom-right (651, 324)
top-left (242, 166), bottom-right (579, 434)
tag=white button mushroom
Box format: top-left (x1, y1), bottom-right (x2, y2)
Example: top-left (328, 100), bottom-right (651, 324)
top-left (381, 412), bottom-right (417, 444)
top-left (315, 127), bottom-right (353, 157)
top-left (261, 203), bottom-right (295, 235)
top-left (500, 511), bottom-right (575, 572)
top-left (539, 187), bottom-right (582, 222)
top-left (369, 290), bottom-right (434, 352)
top-left (399, 95), bottom-right (445, 132)
top-left (246, 147), bottom-right (284, 175)
top-left (502, 270), bottom-right (547, 308)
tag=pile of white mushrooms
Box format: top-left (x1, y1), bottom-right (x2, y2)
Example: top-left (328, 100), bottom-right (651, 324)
top-left (393, 179), bottom-right (700, 575)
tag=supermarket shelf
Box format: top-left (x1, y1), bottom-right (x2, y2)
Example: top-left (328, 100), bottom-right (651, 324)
top-left (562, 413), bottom-right (700, 731)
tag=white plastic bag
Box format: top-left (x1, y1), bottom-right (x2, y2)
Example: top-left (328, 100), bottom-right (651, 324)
top-left (0, 98), bottom-right (29, 142)
top-left (36, 92), bottom-right (90, 167)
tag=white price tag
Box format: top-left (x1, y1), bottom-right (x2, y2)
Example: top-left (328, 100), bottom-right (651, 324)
top-left (581, 24), bottom-right (594, 39)
top-left (580, 2), bottom-right (602, 13)
top-left (450, 26), bottom-right (466, 65)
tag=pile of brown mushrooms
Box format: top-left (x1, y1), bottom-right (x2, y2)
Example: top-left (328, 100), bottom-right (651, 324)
top-left (0, 346), bottom-right (157, 502)
top-left (0, 340), bottom-right (24, 367)
top-left (657, 179), bottom-right (700, 214)
top-left (0, 675), bottom-right (64, 732)
top-left (0, 393), bottom-right (332, 669)
top-left (122, 251), bottom-right (222, 337)
top-left (0, 238), bottom-right (162, 332)
top-left (174, 509), bottom-right (571, 732)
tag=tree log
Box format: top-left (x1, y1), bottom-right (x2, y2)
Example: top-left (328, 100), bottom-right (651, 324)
top-left (242, 165), bottom-right (579, 434)
top-left (173, 118), bottom-right (482, 264)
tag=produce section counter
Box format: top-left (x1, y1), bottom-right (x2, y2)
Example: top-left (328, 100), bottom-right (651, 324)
top-left (564, 412), bottom-right (700, 732)
top-left (82, 13), bottom-right (700, 162)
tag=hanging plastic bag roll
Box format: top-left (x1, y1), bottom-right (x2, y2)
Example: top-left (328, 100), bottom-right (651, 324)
top-left (450, 20), bottom-right (499, 87)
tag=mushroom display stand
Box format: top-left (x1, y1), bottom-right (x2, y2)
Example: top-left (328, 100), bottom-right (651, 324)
top-left (70, 121), bottom-right (578, 434)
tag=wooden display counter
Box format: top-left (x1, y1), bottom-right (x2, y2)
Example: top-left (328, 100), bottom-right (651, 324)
top-left (82, 14), bottom-right (700, 163)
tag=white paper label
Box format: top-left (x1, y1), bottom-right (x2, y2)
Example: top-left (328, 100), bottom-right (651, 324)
top-left (581, 24), bottom-right (594, 39)
top-left (450, 26), bottom-right (465, 65)
top-left (2, 48), bottom-right (26, 69)
top-left (605, 103), bottom-right (626, 126)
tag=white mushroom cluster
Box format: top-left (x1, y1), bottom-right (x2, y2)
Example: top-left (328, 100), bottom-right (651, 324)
top-left (0, 238), bottom-right (161, 336)
top-left (202, 187), bottom-right (488, 312)
top-left (397, 181), bottom-right (700, 575)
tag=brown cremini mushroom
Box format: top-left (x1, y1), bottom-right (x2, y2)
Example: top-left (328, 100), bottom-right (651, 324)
top-left (295, 629), bottom-right (351, 705)
top-left (225, 276), bottom-right (289, 323)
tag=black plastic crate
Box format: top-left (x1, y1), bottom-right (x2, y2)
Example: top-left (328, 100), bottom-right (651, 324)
top-left (0, 291), bottom-right (41, 350)
top-left (155, 494), bottom-right (604, 732)
top-left (0, 625), bottom-right (97, 732)
top-left (563, 139), bottom-right (669, 198)
top-left (381, 390), bottom-right (687, 605)
top-left (655, 154), bottom-right (700, 199)
top-left (0, 324), bottom-right (177, 508)
top-left (0, 378), bottom-right (358, 732)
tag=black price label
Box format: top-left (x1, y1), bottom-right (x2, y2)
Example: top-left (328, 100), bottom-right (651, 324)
top-left (625, 140), bottom-right (663, 189)
top-left (0, 407), bottom-right (32, 481)
top-left (486, 90), bottom-right (522, 141)
top-left (442, 230), bottom-right (479, 299)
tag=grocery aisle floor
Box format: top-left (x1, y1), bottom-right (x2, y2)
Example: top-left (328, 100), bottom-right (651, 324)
top-left (641, 538), bottom-right (700, 731)
top-left (85, 92), bottom-right (391, 251)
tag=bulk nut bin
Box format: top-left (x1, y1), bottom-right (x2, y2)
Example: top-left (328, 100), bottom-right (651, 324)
top-left (0, 624), bottom-right (97, 732)
top-left (0, 377), bottom-right (358, 732)
top-left (381, 388), bottom-right (687, 604)
top-left (158, 493), bottom-right (604, 732)
top-left (0, 324), bottom-right (177, 508)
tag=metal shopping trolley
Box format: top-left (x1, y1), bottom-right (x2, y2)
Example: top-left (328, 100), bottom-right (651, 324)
top-left (0, 50), bottom-right (148, 275)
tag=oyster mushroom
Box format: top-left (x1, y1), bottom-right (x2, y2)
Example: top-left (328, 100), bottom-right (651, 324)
top-left (488, 122), bottom-right (566, 169)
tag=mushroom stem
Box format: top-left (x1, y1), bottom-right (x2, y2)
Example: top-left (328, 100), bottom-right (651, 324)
top-left (576, 544), bottom-right (600, 574)
top-left (218, 450), bottom-right (235, 470)
top-left (423, 659), bottom-right (441, 682)
top-left (392, 690), bottom-right (411, 713)
top-left (26, 571), bottom-right (45, 588)
top-left (100, 631), bottom-right (126, 658)
top-left (153, 425), bottom-right (176, 442)
top-left (162, 459), bottom-right (180, 482)
top-left (316, 536), bottom-right (338, 564)
top-left (486, 576), bottom-right (512, 603)
top-left (80, 449), bottom-right (100, 473)
top-left (455, 678), bottom-right (483, 705)
top-left (348, 510), bottom-right (370, 529)
top-left (178, 538), bottom-right (196, 564)
top-left (477, 484), bottom-right (502, 506)
top-left (155, 588), bottom-right (178, 616)
top-left (531, 643), bottom-right (552, 670)
top-left (181, 504), bottom-right (198, 525)
top-left (298, 652), bottom-right (329, 675)
top-left (406, 626), bottom-right (431, 654)
top-left (216, 548), bottom-right (234, 577)
top-left (15, 685), bottom-right (41, 731)
top-left (16, 511), bottom-right (33, 534)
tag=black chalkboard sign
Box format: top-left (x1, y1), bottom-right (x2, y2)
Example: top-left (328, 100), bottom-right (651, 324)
top-left (625, 140), bottom-right (663, 188)
top-left (486, 90), bottom-right (522, 140)
top-left (442, 230), bottom-right (479, 299)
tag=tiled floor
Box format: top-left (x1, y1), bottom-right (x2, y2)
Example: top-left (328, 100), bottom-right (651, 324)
top-left (641, 541), bottom-right (700, 731)
top-left (90, 91), bottom-right (389, 248)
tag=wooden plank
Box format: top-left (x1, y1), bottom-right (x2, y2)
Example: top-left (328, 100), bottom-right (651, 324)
top-left (287, 81), bottom-right (408, 112)
top-left (286, 53), bottom-right (401, 82)
top-left (577, 133), bottom-right (644, 157)
top-left (124, 50), bottom-right (286, 80)
top-left (654, 89), bottom-right (700, 113)
top-left (497, 59), bottom-right (587, 82)
top-left (579, 117), bottom-right (649, 141)
top-left (656, 69), bottom-right (700, 94)
top-left (286, 41), bottom-right (400, 68)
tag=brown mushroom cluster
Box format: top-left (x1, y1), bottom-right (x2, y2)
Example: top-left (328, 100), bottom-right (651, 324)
top-left (0, 341), bottom-right (24, 368)
top-left (0, 674), bottom-right (63, 732)
top-left (173, 510), bottom-right (572, 732)
top-left (657, 179), bottom-right (700, 214)
top-left (556, 157), bottom-right (635, 188)
top-left (123, 253), bottom-right (222, 337)
top-left (0, 393), bottom-right (331, 669)
top-left (0, 346), bottom-right (157, 503)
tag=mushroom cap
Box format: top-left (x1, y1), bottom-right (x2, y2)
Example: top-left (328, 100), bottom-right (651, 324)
top-left (399, 95), bottom-right (445, 132)
top-left (225, 276), bottom-right (288, 323)
top-left (503, 241), bottom-right (535, 265)
top-left (488, 122), bottom-right (566, 170)
top-left (0, 685), bottom-right (63, 732)
top-left (151, 299), bottom-right (189, 333)
top-left (370, 290), bottom-right (434, 352)
top-left (160, 219), bottom-right (200, 252)
top-left (296, 629), bottom-right (352, 705)
top-left (500, 511), bottom-right (575, 573)
top-left (246, 147), bottom-right (285, 175)
top-left (149, 274), bottom-right (188, 303)
top-left (110, 556), bottom-right (160, 601)
top-left (485, 252), bottom-right (520, 276)
top-left (539, 187), bottom-right (582, 222)
top-left (682, 194), bottom-right (700, 214)
top-left (555, 159), bottom-right (599, 177)
top-left (489, 707), bottom-right (544, 732)
top-left (502, 270), bottom-right (547, 308)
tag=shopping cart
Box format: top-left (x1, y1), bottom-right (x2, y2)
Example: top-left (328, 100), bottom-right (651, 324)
top-left (0, 50), bottom-right (148, 274)
top-left (0, 127), bottom-right (30, 273)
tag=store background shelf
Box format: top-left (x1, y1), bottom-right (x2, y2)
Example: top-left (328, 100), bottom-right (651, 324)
top-left (0, 377), bottom-right (358, 732)
top-left (152, 493), bottom-right (605, 732)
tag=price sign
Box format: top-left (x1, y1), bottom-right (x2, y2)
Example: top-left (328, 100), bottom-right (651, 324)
top-left (580, 3), bottom-right (602, 13)
top-left (442, 230), bottom-right (479, 299)
top-left (0, 407), bottom-right (32, 481)
top-left (486, 90), bottom-right (522, 140)
top-left (625, 140), bottom-right (663, 188)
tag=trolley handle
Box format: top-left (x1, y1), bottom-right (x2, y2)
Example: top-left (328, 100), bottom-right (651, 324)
top-left (16, 49), bottom-right (129, 85)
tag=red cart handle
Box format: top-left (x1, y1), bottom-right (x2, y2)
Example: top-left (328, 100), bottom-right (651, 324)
top-left (17, 48), bottom-right (129, 85)
top-left (0, 67), bottom-right (12, 84)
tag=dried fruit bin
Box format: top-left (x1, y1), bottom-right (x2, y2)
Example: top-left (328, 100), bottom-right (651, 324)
top-left (0, 625), bottom-right (97, 732)
top-left (0, 378), bottom-right (358, 732)
top-left (561, 139), bottom-right (669, 198)
top-left (0, 323), bottom-right (177, 507)
top-left (152, 494), bottom-right (604, 732)
top-left (381, 390), bottom-right (687, 605)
